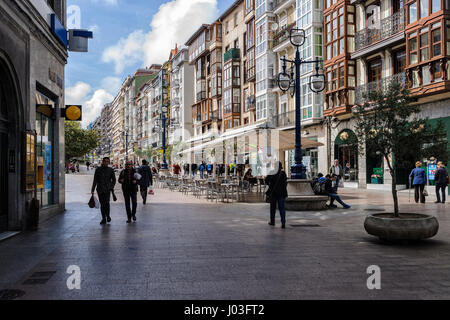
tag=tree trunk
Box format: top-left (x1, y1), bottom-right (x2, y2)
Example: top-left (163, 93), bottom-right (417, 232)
top-left (385, 155), bottom-right (399, 217)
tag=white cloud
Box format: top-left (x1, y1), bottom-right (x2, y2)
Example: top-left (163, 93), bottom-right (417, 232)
top-left (102, 30), bottom-right (146, 74)
top-left (82, 89), bottom-right (114, 128)
top-left (65, 80), bottom-right (115, 128)
top-left (66, 82), bottom-right (91, 105)
top-left (102, 0), bottom-right (218, 74)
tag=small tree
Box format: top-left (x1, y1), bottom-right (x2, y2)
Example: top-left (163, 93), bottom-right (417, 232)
top-left (354, 82), bottom-right (447, 216)
top-left (65, 121), bottom-right (100, 161)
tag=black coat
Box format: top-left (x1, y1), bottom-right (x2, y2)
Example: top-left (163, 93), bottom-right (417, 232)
top-left (91, 166), bottom-right (116, 194)
top-left (138, 165), bottom-right (152, 187)
top-left (119, 168), bottom-right (138, 192)
top-left (435, 167), bottom-right (449, 186)
top-left (265, 170), bottom-right (288, 198)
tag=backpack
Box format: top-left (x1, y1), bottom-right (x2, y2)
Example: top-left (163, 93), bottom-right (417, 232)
top-left (313, 181), bottom-right (327, 195)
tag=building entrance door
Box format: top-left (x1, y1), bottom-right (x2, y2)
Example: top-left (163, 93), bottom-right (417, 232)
top-left (0, 82), bottom-right (8, 232)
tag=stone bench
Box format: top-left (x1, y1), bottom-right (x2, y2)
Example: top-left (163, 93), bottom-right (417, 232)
top-left (285, 195), bottom-right (328, 211)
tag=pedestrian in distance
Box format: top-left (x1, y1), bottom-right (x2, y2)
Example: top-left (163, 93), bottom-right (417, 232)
top-left (409, 161), bottom-right (427, 204)
top-left (265, 161), bottom-right (288, 229)
top-left (329, 159), bottom-right (343, 191)
top-left (118, 161), bottom-right (138, 223)
top-left (434, 161), bottom-right (449, 204)
top-left (321, 174), bottom-right (351, 209)
top-left (86, 161), bottom-right (90, 171)
top-left (199, 162), bottom-right (206, 179)
top-left (138, 159), bottom-right (152, 205)
top-left (91, 157), bottom-right (116, 225)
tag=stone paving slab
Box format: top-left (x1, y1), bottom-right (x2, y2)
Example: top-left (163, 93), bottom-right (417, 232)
top-left (0, 173), bottom-right (449, 299)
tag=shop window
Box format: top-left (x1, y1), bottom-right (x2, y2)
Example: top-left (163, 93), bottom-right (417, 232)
top-left (35, 92), bottom-right (55, 208)
top-left (447, 20), bottom-right (450, 55)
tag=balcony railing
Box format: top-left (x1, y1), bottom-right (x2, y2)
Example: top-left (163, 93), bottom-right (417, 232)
top-left (355, 72), bottom-right (405, 105)
top-left (276, 111), bottom-right (295, 128)
top-left (272, 22), bottom-right (296, 48)
top-left (224, 48), bottom-right (240, 63)
top-left (273, 0), bottom-right (294, 11)
top-left (355, 9), bottom-right (405, 51)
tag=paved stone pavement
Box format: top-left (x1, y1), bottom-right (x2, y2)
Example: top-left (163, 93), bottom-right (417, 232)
top-left (0, 170), bottom-right (449, 300)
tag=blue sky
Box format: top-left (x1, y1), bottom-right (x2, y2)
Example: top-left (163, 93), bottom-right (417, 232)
top-left (66, 0), bottom-right (235, 127)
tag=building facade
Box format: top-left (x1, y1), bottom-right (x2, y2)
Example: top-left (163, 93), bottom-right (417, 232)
top-left (0, 0), bottom-right (69, 231)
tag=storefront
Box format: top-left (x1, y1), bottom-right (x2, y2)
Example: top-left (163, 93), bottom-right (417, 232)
top-left (334, 129), bottom-right (358, 182)
top-left (35, 92), bottom-right (56, 208)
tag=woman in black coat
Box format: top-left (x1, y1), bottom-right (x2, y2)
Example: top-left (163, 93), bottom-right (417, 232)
top-left (435, 161), bottom-right (449, 203)
top-left (265, 161), bottom-right (288, 229)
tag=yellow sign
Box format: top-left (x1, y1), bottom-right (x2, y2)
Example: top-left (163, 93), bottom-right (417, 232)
top-left (158, 149), bottom-right (164, 154)
top-left (65, 105), bottom-right (82, 121)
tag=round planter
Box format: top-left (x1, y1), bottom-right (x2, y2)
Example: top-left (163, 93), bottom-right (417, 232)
top-left (364, 213), bottom-right (439, 241)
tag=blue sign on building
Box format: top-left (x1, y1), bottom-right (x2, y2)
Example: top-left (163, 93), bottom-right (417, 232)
top-left (51, 14), bottom-right (68, 47)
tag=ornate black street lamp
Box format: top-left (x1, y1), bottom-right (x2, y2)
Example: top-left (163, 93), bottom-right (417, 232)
top-left (277, 28), bottom-right (325, 179)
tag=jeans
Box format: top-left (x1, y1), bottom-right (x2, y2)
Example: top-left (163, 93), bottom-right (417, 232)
top-left (329, 193), bottom-right (348, 207)
top-left (436, 185), bottom-right (447, 203)
top-left (414, 184), bottom-right (426, 203)
top-left (270, 196), bottom-right (286, 225)
top-left (200, 171), bottom-right (204, 179)
top-left (123, 189), bottom-right (137, 219)
top-left (140, 185), bottom-right (148, 204)
top-left (98, 192), bottom-right (111, 220)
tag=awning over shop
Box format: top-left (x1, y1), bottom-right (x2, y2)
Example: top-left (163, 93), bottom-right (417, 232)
top-left (179, 127), bottom-right (323, 156)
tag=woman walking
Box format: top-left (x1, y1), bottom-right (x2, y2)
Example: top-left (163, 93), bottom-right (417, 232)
top-left (118, 161), bottom-right (138, 223)
top-left (409, 161), bottom-right (427, 204)
top-left (265, 161), bottom-right (288, 229)
top-left (435, 162), bottom-right (449, 204)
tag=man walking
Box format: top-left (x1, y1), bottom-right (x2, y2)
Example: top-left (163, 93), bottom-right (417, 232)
top-left (119, 161), bottom-right (138, 223)
top-left (329, 159), bottom-right (343, 191)
top-left (138, 159), bottom-right (152, 205)
top-left (91, 157), bottom-right (116, 225)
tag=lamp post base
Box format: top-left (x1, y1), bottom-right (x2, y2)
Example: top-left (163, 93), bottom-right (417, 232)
top-left (285, 179), bottom-right (328, 211)
top-left (290, 163), bottom-right (307, 180)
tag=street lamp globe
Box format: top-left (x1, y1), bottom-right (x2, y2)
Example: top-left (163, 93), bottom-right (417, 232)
top-left (277, 72), bottom-right (291, 92)
top-left (290, 28), bottom-right (305, 47)
top-left (289, 79), bottom-right (296, 97)
top-left (309, 73), bottom-right (326, 93)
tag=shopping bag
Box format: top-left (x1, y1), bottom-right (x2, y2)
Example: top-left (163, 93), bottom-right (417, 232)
top-left (148, 188), bottom-right (154, 195)
top-left (88, 195), bottom-right (95, 208)
top-left (338, 179), bottom-right (344, 188)
top-left (93, 195), bottom-right (100, 208)
top-left (423, 189), bottom-right (429, 197)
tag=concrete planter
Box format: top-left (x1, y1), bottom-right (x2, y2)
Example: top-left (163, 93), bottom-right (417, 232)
top-left (285, 179), bottom-right (328, 211)
top-left (364, 213), bottom-right (439, 241)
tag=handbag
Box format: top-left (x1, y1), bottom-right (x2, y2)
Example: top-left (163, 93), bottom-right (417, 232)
top-left (148, 188), bottom-right (154, 195)
top-left (338, 179), bottom-right (344, 188)
top-left (423, 189), bottom-right (429, 197)
top-left (88, 195), bottom-right (95, 208)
